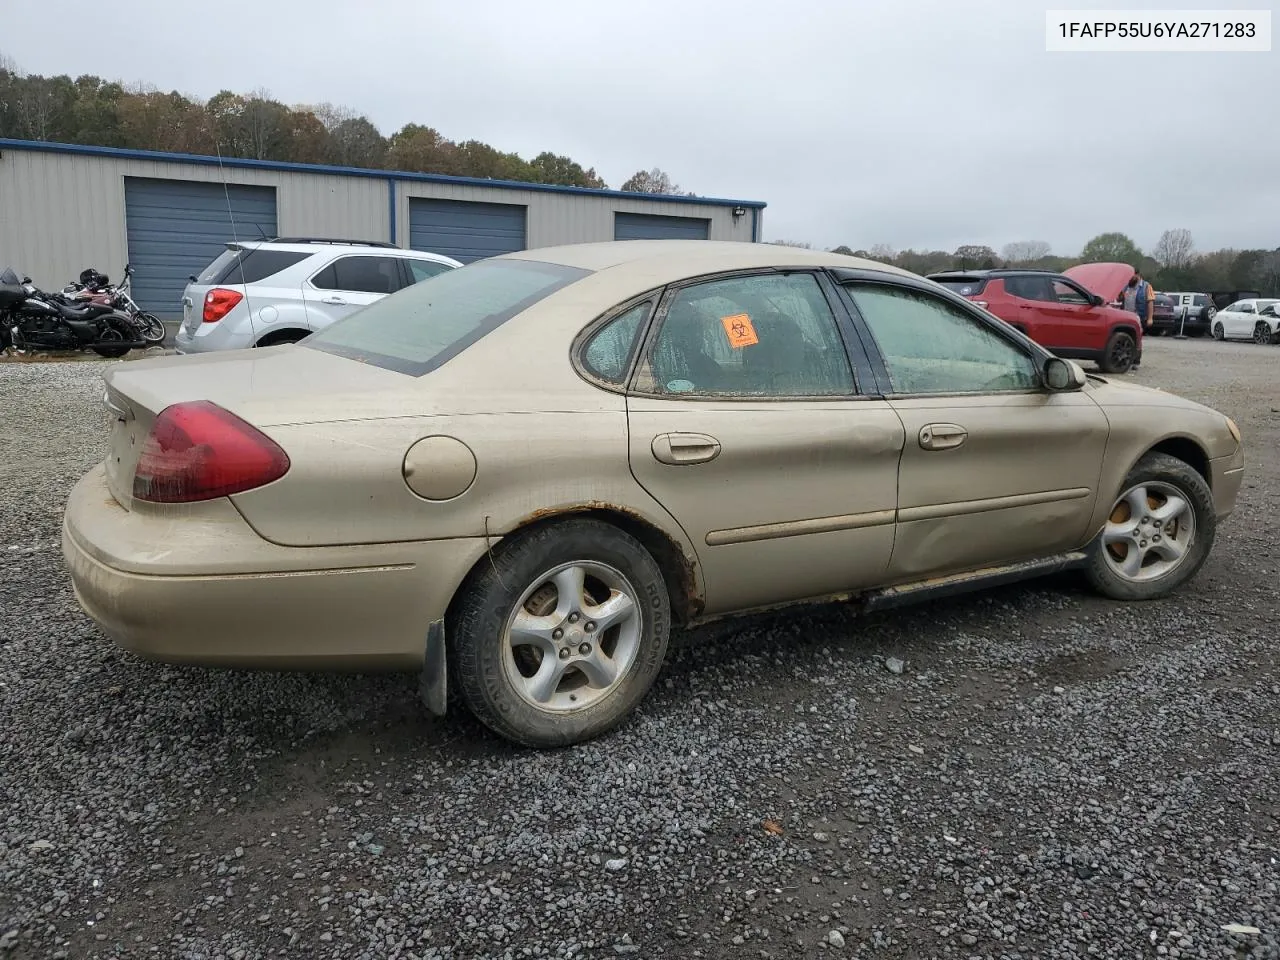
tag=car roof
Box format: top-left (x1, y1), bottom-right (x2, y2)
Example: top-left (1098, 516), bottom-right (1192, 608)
top-left (927, 268), bottom-right (1063, 279)
top-left (232, 239), bottom-right (459, 263)
top-left (499, 239), bottom-right (917, 285)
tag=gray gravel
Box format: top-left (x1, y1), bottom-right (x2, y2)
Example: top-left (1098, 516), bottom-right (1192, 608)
top-left (2, 337), bottom-right (1279, 959)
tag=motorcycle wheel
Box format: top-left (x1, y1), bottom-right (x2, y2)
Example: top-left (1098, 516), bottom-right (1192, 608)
top-left (136, 312), bottom-right (166, 344)
top-left (92, 326), bottom-right (130, 359)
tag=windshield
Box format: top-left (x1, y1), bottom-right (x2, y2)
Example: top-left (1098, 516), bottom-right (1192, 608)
top-left (305, 257), bottom-right (591, 376)
top-left (931, 277), bottom-right (988, 296)
top-left (0, 267), bottom-right (20, 285)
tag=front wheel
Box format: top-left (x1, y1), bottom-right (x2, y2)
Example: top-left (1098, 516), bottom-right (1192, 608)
top-left (445, 518), bottom-right (671, 748)
top-left (1213, 322), bottom-right (1226, 341)
top-left (135, 312), bottom-right (166, 344)
top-left (1098, 330), bottom-right (1137, 374)
top-left (1252, 321), bottom-right (1275, 345)
top-left (1084, 452), bottom-right (1215, 601)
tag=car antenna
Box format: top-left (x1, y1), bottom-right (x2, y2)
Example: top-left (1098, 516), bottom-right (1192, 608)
top-left (215, 141), bottom-right (258, 345)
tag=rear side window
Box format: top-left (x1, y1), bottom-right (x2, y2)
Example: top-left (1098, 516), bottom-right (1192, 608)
top-left (203, 249), bottom-right (310, 285)
top-left (1193, 294), bottom-right (1209, 306)
top-left (306, 258), bottom-right (591, 376)
top-left (312, 256), bottom-right (402, 294)
top-left (406, 259), bottom-right (453, 284)
top-left (581, 301), bottom-right (651, 385)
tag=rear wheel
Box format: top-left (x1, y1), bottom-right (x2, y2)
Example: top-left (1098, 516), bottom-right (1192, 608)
top-left (1098, 330), bottom-right (1136, 374)
top-left (255, 329), bottom-right (309, 348)
top-left (445, 519), bottom-right (671, 748)
top-left (1084, 453), bottom-right (1214, 601)
top-left (1213, 322), bottom-right (1225, 341)
top-left (92, 325), bottom-right (130, 359)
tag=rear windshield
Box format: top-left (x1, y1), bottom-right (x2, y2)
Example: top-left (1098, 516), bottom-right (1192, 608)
top-left (196, 247), bottom-right (311, 285)
top-left (305, 257), bottom-right (591, 376)
top-left (931, 277), bottom-right (988, 296)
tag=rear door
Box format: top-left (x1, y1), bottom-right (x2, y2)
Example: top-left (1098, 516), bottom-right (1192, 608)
top-left (301, 254), bottom-right (407, 330)
top-left (624, 270), bottom-right (905, 616)
top-left (837, 277), bottom-right (1110, 580)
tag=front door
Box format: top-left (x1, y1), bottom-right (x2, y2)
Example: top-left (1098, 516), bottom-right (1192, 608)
top-left (838, 279), bottom-right (1110, 581)
top-left (625, 271), bottom-right (905, 616)
top-left (1035, 277), bottom-right (1102, 349)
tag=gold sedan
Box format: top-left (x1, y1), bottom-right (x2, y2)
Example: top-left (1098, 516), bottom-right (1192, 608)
top-left (62, 241), bottom-right (1246, 747)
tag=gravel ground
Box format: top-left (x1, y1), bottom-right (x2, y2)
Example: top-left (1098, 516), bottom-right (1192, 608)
top-left (1, 337), bottom-right (1278, 960)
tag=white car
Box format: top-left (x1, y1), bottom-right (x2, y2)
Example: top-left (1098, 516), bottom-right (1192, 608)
top-left (1211, 298), bottom-right (1280, 344)
top-left (175, 238), bottom-right (461, 354)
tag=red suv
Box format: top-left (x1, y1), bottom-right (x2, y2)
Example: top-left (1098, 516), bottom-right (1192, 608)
top-left (927, 262), bottom-right (1144, 374)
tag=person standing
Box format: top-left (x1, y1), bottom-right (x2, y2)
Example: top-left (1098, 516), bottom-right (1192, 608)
top-left (1121, 269), bottom-right (1155, 330)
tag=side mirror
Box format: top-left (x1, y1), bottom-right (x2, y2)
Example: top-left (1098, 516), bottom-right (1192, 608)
top-left (1044, 356), bottom-right (1086, 391)
top-left (1090, 294), bottom-right (1104, 307)
top-left (21, 276), bottom-right (31, 284)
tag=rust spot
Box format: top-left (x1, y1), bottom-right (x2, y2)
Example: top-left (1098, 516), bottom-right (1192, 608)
top-left (516, 501), bottom-right (703, 623)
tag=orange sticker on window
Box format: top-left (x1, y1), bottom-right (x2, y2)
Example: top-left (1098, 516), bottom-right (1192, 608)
top-left (720, 313), bottom-right (758, 348)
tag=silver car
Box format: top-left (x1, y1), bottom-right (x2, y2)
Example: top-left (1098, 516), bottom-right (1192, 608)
top-left (175, 238), bottom-right (461, 353)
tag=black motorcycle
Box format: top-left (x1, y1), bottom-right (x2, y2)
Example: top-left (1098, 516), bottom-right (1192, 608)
top-left (1, 266), bottom-right (145, 358)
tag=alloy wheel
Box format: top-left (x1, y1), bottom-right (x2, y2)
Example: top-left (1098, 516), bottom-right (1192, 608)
top-left (501, 561), bottom-right (643, 713)
top-left (1102, 481), bottom-right (1197, 583)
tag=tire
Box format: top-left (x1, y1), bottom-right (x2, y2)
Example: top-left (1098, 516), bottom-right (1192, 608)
top-left (1253, 321), bottom-right (1273, 345)
top-left (91, 321), bottom-right (131, 358)
top-left (1213, 322), bottom-right (1225, 341)
top-left (1084, 452), bottom-right (1215, 601)
top-left (1098, 330), bottom-right (1137, 374)
top-left (136, 312), bottom-right (166, 344)
top-left (445, 518), bottom-right (671, 748)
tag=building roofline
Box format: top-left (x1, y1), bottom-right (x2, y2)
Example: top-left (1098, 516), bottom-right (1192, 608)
top-left (0, 138), bottom-right (768, 209)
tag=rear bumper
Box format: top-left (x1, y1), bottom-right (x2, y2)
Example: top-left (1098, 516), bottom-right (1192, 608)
top-left (61, 465), bottom-right (490, 671)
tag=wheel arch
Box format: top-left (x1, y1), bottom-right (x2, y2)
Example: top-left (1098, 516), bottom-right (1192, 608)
top-left (446, 504), bottom-right (705, 628)
top-left (1138, 435), bottom-right (1212, 489)
top-left (254, 327), bottom-right (311, 347)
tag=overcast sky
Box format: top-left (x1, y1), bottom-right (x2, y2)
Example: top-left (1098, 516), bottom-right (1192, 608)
top-left (8, 0), bottom-right (1279, 255)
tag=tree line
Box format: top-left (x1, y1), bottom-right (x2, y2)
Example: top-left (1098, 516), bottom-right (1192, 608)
top-left (797, 229), bottom-right (1280, 298)
top-left (0, 56), bottom-right (690, 195)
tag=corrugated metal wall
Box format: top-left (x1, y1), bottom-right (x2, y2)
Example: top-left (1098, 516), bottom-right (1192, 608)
top-left (0, 145), bottom-right (760, 292)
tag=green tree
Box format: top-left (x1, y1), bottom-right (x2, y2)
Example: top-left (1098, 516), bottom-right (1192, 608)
top-left (953, 245), bottom-right (999, 269)
top-left (830, 245), bottom-right (855, 256)
top-left (620, 167), bottom-right (683, 195)
top-left (386, 123), bottom-right (461, 174)
top-left (1080, 232), bottom-right (1142, 264)
top-left (528, 151), bottom-right (606, 188)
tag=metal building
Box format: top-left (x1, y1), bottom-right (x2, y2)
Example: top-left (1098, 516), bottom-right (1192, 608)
top-left (0, 138), bottom-right (765, 318)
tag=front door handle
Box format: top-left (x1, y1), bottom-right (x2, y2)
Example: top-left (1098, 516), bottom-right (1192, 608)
top-left (321, 296), bottom-right (347, 305)
top-left (652, 432), bottom-right (722, 465)
top-left (919, 423), bottom-right (967, 451)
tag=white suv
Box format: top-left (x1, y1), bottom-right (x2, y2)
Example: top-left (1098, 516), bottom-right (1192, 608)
top-left (175, 238), bottom-right (461, 354)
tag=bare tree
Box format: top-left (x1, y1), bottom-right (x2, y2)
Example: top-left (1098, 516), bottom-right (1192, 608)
top-left (769, 240), bottom-right (811, 248)
top-left (1154, 228), bottom-right (1195, 269)
top-left (869, 243), bottom-right (896, 261)
top-left (1001, 240), bottom-right (1051, 264)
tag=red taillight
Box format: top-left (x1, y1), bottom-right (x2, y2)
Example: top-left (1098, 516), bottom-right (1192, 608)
top-left (132, 401), bottom-right (289, 503)
top-left (202, 288), bottom-right (243, 323)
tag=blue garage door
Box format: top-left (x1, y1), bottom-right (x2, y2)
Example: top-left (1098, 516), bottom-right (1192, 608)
top-left (614, 213), bottom-right (710, 241)
top-left (409, 198), bottom-right (527, 263)
top-left (124, 177), bottom-right (278, 318)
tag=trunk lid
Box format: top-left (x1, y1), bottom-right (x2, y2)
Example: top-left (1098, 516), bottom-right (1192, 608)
top-left (1063, 262), bottom-right (1136, 302)
top-left (100, 346), bottom-right (411, 510)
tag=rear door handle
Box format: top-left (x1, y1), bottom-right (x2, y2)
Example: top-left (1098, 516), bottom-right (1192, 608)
top-left (321, 296), bottom-right (347, 305)
top-left (919, 423), bottom-right (967, 451)
top-left (652, 432), bottom-right (721, 465)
